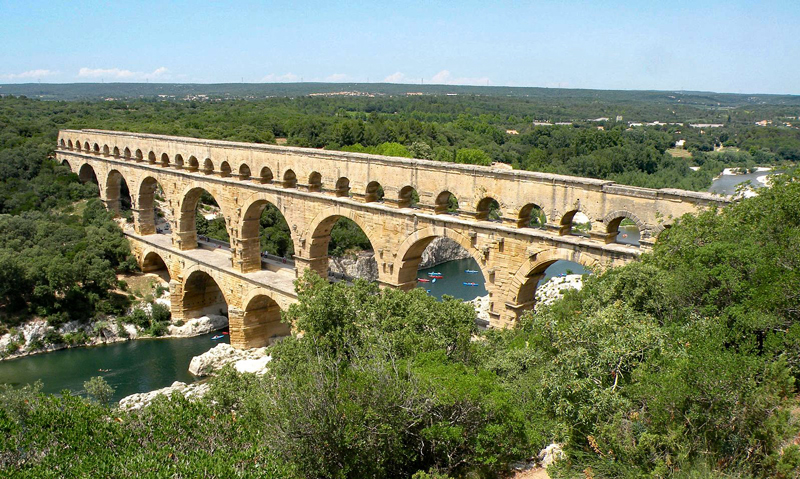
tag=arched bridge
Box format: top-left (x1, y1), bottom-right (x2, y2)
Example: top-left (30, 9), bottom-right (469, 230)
top-left (56, 129), bottom-right (728, 348)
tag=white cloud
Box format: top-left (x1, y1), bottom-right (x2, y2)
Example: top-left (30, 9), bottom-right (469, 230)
top-left (261, 73), bottom-right (300, 82)
top-left (77, 67), bottom-right (170, 80)
top-left (0, 69), bottom-right (58, 80)
top-left (325, 73), bottom-right (349, 82)
top-left (430, 69), bottom-right (490, 86)
top-left (383, 71), bottom-right (406, 83)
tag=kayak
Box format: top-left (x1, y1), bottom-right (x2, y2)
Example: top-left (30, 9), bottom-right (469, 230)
top-left (465, 270), bottom-right (479, 274)
top-left (463, 282), bottom-right (478, 286)
top-left (429, 274), bottom-right (443, 279)
top-left (427, 272), bottom-right (442, 276)
top-left (417, 278), bottom-right (431, 283)
top-left (211, 334), bottom-right (224, 340)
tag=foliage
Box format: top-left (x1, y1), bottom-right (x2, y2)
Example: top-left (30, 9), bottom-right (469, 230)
top-left (83, 376), bottom-right (114, 405)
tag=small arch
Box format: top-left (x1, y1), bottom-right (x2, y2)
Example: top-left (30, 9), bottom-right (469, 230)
top-left (365, 181), bottom-right (384, 203)
top-left (282, 169), bottom-right (297, 188)
top-left (112, 146), bottom-right (120, 158)
top-left (335, 177), bottom-right (350, 197)
top-left (93, 143), bottom-right (100, 154)
top-left (219, 161), bottom-right (232, 178)
top-left (560, 210), bottom-right (592, 237)
top-left (67, 139), bottom-right (73, 149)
top-left (160, 153), bottom-right (170, 167)
top-left (173, 154), bottom-right (184, 169)
top-left (202, 158), bottom-right (214, 174)
top-left (102, 144), bottom-right (110, 156)
top-left (84, 141), bottom-right (90, 151)
top-left (75, 140), bottom-right (81, 151)
top-left (59, 139), bottom-right (66, 148)
top-left (141, 251), bottom-right (171, 283)
top-left (604, 211), bottom-right (644, 247)
top-left (476, 197), bottom-right (502, 222)
top-left (238, 164), bottom-right (252, 180)
top-left (148, 151), bottom-right (157, 163)
top-left (187, 155), bottom-right (199, 171)
top-left (398, 186), bottom-right (419, 208)
top-left (308, 171), bottom-right (322, 192)
top-left (260, 167), bottom-right (274, 184)
top-left (239, 294), bottom-right (289, 348)
top-left (435, 191), bottom-right (459, 215)
top-left (518, 203), bottom-right (547, 228)
top-left (135, 149), bottom-right (144, 161)
top-left (123, 147), bottom-right (131, 159)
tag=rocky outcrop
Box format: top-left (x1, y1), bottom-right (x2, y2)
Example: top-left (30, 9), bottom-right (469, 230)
top-left (469, 295), bottom-right (491, 324)
top-left (534, 275), bottom-right (584, 310)
top-left (168, 314), bottom-right (228, 337)
top-left (419, 237), bottom-right (471, 269)
top-left (118, 381), bottom-right (210, 410)
top-left (0, 318), bottom-right (136, 360)
top-left (188, 343), bottom-right (271, 377)
top-left (328, 251), bottom-right (379, 281)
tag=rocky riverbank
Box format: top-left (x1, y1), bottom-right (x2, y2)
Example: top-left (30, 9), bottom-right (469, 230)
top-left (468, 274), bottom-right (584, 323)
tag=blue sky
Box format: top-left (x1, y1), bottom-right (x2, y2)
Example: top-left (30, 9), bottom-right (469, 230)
top-left (1, 0), bottom-right (799, 94)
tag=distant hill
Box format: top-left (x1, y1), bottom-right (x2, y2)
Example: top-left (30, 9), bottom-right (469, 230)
top-left (1, 82), bottom-right (799, 108)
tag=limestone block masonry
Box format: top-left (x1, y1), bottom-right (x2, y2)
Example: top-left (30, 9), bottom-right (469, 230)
top-left (56, 129), bottom-right (730, 349)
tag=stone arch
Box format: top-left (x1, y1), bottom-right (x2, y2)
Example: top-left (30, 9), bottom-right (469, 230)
top-left (239, 163), bottom-right (252, 180)
top-left (335, 177), bottom-right (350, 197)
top-left (59, 139), bottom-right (66, 148)
top-left (105, 169), bottom-right (132, 214)
top-left (603, 210), bottom-right (646, 246)
top-left (282, 169), bottom-right (297, 188)
top-left (178, 185), bottom-right (229, 248)
top-left (93, 143), bottom-right (100, 154)
top-left (202, 158), bottom-right (214, 174)
top-left (135, 149), bottom-right (144, 161)
top-left (475, 197), bottom-right (502, 221)
top-left (84, 141), bottom-right (90, 151)
top-left (159, 153), bottom-right (170, 167)
top-left (260, 167), bottom-right (274, 184)
top-left (187, 155), bottom-right (199, 171)
top-left (174, 154), bottom-right (184, 169)
top-left (61, 159), bottom-right (72, 171)
top-left (102, 145), bottom-right (110, 156)
top-left (652, 224), bottom-right (671, 242)
top-left (304, 207), bottom-right (381, 280)
top-left (398, 185), bottom-right (418, 208)
top-left (180, 267), bottom-right (230, 320)
top-left (239, 195), bottom-right (295, 272)
top-left (123, 147), bottom-right (131, 159)
top-left (137, 176), bottom-right (168, 235)
top-left (219, 161), bottom-right (232, 178)
top-left (394, 226), bottom-right (488, 288)
top-left (112, 146), bottom-right (120, 158)
top-left (75, 140), bottom-right (81, 151)
top-left (435, 190), bottom-right (459, 215)
top-left (518, 203), bottom-right (547, 228)
top-left (308, 171), bottom-right (322, 192)
top-left (234, 291), bottom-right (290, 348)
top-left (559, 209), bottom-right (592, 236)
top-left (140, 250), bottom-right (171, 282)
top-left (508, 248), bottom-right (600, 313)
top-left (66, 139), bottom-right (73, 149)
top-left (78, 163), bottom-right (99, 187)
top-left (148, 151), bottom-right (157, 163)
top-left (365, 181), bottom-right (383, 203)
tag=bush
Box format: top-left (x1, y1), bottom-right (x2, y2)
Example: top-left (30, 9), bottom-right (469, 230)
top-left (83, 376), bottom-right (114, 405)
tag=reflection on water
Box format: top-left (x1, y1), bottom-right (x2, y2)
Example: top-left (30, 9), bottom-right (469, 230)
top-left (0, 332), bottom-right (228, 402)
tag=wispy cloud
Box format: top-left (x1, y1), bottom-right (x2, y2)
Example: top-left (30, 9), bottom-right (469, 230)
top-left (430, 70), bottom-right (490, 86)
top-left (383, 72), bottom-right (406, 83)
top-left (77, 67), bottom-right (170, 80)
top-left (261, 73), bottom-right (300, 82)
top-left (325, 73), bottom-right (349, 82)
top-left (0, 69), bottom-right (59, 80)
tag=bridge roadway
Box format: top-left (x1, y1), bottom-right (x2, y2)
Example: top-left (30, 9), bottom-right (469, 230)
top-left (58, 129), bottom-right (729, 348)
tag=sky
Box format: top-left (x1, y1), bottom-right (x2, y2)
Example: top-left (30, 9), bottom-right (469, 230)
top-left (1, 0), bottom-right (799, 95)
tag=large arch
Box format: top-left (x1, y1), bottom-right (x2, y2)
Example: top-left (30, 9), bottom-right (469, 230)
top-left (393, 225), bottom-right (488, 288)
top-left (141, 250), bottom-right (171, 283)
top-left (78, 163), bottom-right (99, 195)
top-left (178, 186), bottom-right (229, 249)
top-left (105, 169), bottom-right (132, 214)
top-left (137, 176), bottom-right (168, 235)
top-left (304, 207), bottom-right (380, 281)
top-left (232, 291), bottom-right (290, 348)
top-left (180, 268), bottom-right (229, 320)
top-left (239, 196), bottom-right (295, 272)
top-left (507, 248), bottom-right (601, 314)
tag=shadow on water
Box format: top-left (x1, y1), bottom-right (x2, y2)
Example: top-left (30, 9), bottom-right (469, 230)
top-left (0, 331), bottom-right (229, 402)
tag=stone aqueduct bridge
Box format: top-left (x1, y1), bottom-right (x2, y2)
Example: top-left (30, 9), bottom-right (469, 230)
top-left (56, 129), bottom-right (728, 348)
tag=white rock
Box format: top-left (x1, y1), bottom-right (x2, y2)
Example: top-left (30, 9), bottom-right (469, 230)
top-left (233, 356), bottom-right (272, 375)
top-left (188, 343), bottom-right (269, 377)
top-left (535, 275), bottom-right (584, 310)
top-left (168, 314), bottom-right (228, 337)
top-left (538, 443), bottom-right (566, 468)
top-left (468, 294), bottom-right (490, 323)
top-left (118, 380), bottom-right (210, 410)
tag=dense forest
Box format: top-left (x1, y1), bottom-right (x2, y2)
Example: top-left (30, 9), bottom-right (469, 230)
top-left (0, 89), bottom-right (799, 477)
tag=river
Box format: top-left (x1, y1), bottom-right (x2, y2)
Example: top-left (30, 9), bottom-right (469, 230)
top-left (708, 168), bottom-right (778, 196)
top-left (0, 332), bottom-right (228, 402)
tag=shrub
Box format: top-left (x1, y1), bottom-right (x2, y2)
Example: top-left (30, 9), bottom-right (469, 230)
top-left (83, 376), bottom-right (114, 405)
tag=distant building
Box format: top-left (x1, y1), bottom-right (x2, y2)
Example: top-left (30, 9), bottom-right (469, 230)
top-left (555, 122), bottom-right (573, 126)
top-left (689, 123), bottom-right (724, 128)
top-left (755, 120), bottom-right (771, 126)
top-left (675, 139), bottom-right (686, 148)
top-left (532, 121), bottom-right (553, 126)
top-left (505, 129), bottom-right (519, 135)
top-left (588, 117), bottom-right (610, 122)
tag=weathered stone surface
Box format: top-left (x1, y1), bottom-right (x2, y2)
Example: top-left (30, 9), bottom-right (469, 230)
top-left (188, 343), bottom-right (270, 377)
top-left (538, 443), bottom-right (566, 468)
top-left (419, 237), bottom-right (471, 269)
top-left (329, 251), bottom-right (379, 281)
top-left (168, 314), bottom-right (228, 337)
top-left (57, 129), bottom-right (726, 344)
top-left (118, 381), bottom-right (210, 410)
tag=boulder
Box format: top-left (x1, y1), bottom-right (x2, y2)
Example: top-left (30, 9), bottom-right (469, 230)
top-left (538, 443), bottom-right (566, 468)
top-left (118, 381), bottom-right (210, 410)
top-left (168, 314), bottom-right (228, 337)
top-left (419, 237), bottom-right (471, 269)
top-left (535, 275), bottom-right (584, 310)
top-left (188, 343), bottom-right (270, 377)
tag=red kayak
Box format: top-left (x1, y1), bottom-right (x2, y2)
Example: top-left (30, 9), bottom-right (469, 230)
top-left (417, 278), bottom-right (431, 283)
